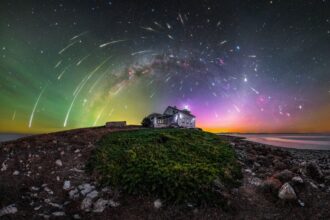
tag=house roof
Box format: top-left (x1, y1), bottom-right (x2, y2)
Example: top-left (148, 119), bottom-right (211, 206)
top-left (165, 106), bottom-right (196, 117)
top-left (147, 113), bottom-right (174, 119)
top-left (147, 113), bottom-right (162, 119)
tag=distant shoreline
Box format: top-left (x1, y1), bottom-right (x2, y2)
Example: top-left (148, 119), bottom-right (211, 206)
top-left (221, 133), bottom-right (330, 151)
top-left (0, 133), bottom-right (31, 143)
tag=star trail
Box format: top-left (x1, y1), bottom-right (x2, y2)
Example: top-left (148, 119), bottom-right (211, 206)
top-left (1, 0), bottom-right (330, 133)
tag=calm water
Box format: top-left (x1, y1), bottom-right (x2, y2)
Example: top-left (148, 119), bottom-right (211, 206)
top-left (0, 133), bottom-right (29, 142)
top-left (227, 134), bottom-right (330, 150)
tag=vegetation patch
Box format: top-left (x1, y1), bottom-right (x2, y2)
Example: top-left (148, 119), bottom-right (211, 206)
top-left (87, 129), bottom-right (242, 205)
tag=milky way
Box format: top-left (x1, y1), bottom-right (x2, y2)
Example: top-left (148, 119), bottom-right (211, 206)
top-left (1, 0), bottom-right (330, 133)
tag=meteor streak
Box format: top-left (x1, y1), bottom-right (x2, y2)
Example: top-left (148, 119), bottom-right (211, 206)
top-left (140, 26), bottom-right (158, 32)
top-left (70, 31), bottom-right (88, 40)
top-left (29, 86), bottom-right (47, 128)
top-left (76, 54), bottom-right (90, 66)
top-left (58, 41), bottom-right (77, 54)
top-left (12, 111), bottom-right (16, 121)
top-left (93, 107), bottom-right (106, 126)
top-left (99, 39), bottom-right (127, 48)
top-left (64, 57), bottom-right (111, 127)
top-left (54, 60), bottom-right (62, 68)
top-left (131, 50), bottom-right (153, 56)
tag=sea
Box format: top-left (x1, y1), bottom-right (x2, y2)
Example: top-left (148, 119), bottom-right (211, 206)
top-left (0, 133), bottom-right (30, 143)
top-left (226, 134), bottom-right (330, 150)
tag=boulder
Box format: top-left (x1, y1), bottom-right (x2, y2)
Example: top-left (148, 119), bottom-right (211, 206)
top-left (278, 183), bottom-right (297, 200)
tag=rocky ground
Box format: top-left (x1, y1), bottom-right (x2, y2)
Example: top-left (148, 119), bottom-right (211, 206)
top-left (0, 128), bottom-right (330, 219)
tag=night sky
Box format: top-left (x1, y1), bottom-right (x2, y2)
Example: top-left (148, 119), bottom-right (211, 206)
top-left (1, 0), bottom-right (330, 134)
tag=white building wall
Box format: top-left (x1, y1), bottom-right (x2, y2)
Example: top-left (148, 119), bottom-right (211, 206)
top-left (153, 117), bottom-right (168, 128)
top-left (177, 113), bottom-right (195, 128)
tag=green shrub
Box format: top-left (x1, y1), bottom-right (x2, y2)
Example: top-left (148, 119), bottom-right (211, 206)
top-left (141, 117), bottom-right (152, 127)
top-left (87, 129), bottom-right (242, 205)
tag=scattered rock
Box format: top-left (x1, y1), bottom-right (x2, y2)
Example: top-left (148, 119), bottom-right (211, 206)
top-left (324, 176), bottom-right (330, 184)
top-left (292, 176), bottom-right (304, 184)
top-left (253, 162), bottom-right (261, 167)
top-left (101, 187), bottom-right (111, 192)
top-left (45, 200), bottom-right (62, 209)
top-left (44, 187), bottom-right (54, 195)
top-left (298, 199), bottom-right (305, 207)
top-left (0, 204), bottom-right (18, 217)
top-left (154, 199), bottom-right (162, 209)
top-left (13, 170), bottom-right (20, 175)
top-left (274, 169), bottom-right (294, 182)
top-left (86, 190), bottom-right (98, 199)
top-left (244, 169), bottom-right (252, 174)
top-left (310, 182), bottom-right (318, 189)
top-left (31, 186), bottom-right (40, 191)
top-left (81, 197), bottom-right (93, 212)
top-left (260, 177), bottom-right (282, 194)
top-left (69, 188), bottom-right (79, 200)
top-left (34, 205), bottom-right (42, 210)
top-left (79, 183), bottom-right (95, 196)
top-left (213, 178), bottom-right (225, 189)
top-left (278, 183), bottom-right (297, 200)
top-left (52, 211), bottom-right (66, 216)
top-left (93, 198), bottom-right (109, 213)
top-left (306, 161), bottom-right (324, 181)
top-left (1, 161), bottom-right (8, 171)
top-left (109, 199), bottom-right (120, 207)
top-left (38, 214), bottom-right (50, 219)
top-left (248, 177), bottom-right (262, 186)
top-left (273, 160), bottom-right (287, 170)
top-left (73, 214), bottom-right (81, 219)
top-left (63, 180), bottom-right (71, 190)
top-left (55, 159), bottom-right (63, 167)
top-left (70, 168), bottom-right (84, 173)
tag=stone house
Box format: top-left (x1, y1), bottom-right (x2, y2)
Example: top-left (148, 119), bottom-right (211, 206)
top-left (146, 106), bottom-right (196, 128)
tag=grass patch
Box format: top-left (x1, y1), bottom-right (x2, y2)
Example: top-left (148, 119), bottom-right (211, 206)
top-left (87, 129), bottom-right (242, 205)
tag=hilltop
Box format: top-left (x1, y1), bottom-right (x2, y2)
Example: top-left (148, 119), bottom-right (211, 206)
top-left (0, 126), bottom-right (330, 219)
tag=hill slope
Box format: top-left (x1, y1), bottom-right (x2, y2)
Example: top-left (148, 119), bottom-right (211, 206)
top-left (87, 129), bottom-right (241, 205)
top-left (0, 126), bottom-right (330, 219)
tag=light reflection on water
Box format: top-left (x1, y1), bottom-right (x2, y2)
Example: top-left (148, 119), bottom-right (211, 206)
top-left (227, 134), bottom-right (330, 150)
